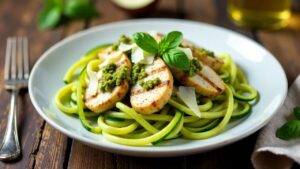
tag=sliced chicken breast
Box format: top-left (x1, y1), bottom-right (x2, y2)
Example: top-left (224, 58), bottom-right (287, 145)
top-left (157, 33), bottom-right (224, 96)
top-left (130, 57), bottom-right (173, 114)
top-left (181, 41), bottom-right (224, 72)
top-left (157, 33), bottom-right (223, 72)
top-left (171, 62), bottom-right (225, 97)
top-left (85, 52), bottom-right (131, 113)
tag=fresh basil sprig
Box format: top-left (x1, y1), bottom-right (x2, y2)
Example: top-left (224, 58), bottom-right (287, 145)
top-left (294, 106), bottom-right (300, 120)
top-left (133, 33), bottom-right (158, 54)
top-left (158, 31), bottom-right (183, 55)
top-left (276, 106), bottom-right (300, 140)
top-left (276, 120), bottom-right (300, 140)
top-left (38, 0), bottom-right (99, 30)
top-left (163, 49), bottom-right (190, 70)
top-left (133, 31), bottom-right (190, 70)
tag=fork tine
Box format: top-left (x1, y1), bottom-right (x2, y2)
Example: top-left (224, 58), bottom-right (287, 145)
top-left (17, 37), bottom-right (23, 79)
top-left (4, 38), bottom-right (12, 81)
top-left (10, 37), bottom-right (17, 80)
top-left (22, 37), bottom-right (29, 79)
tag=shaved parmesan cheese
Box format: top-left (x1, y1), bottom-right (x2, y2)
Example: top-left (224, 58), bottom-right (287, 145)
top-left (118, 43), bottom-right (136, 52)
top-left (86, 71), bottom-right (98, 96)
top-left (177, 86), bottom-right (201, 117)
top-left (131, 47), bottom-right (144, 63)
top-left (131, 47), bottom-right (155, 64)
top-left (140, 52), bottom-right (155, 64)
top-left (177, 47), bottom-right (193, 60)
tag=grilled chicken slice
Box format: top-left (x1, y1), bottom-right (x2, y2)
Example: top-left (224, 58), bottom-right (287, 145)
top-left (171, 62), bottom-right (225, 97)
top-left (194, 50), bottom-right (223, 72)
top-left (130, 57), bottom-right (173, 114)
top-left (85, 52), bottom-right (131, 113)
top-left (156, 33), bottom-right (224, 96)
top-left (157, 33), bottom-right (223, 72)
top-left (181, 41), bottom-right (223, 72)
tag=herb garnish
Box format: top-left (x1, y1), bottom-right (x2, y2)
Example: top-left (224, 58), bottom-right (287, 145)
top-left (133, 31), bottom-right (190, 71)
top-left (38, 0), bottom-right (99, 30)
top-left (276, 106), bottom-right (300, 140)
top-left (294, 106), bottom-right (300, 119)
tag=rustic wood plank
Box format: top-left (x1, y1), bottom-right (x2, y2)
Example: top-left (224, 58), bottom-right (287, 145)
top-left (115, 155), bottom-right (185, 169)
top-left (185, 0), bottom-right (217, 24)
top-left (0, 0), bottom-right (298, 169)
top-left (90, 0), bottom-right (130, 26)
top-left (33, 125), bottom-right (68, 169)
top-left (0, 0), bottom-right (65, 168)
top-left (67, 142), bottom-right (115, 169)
top-left (186, 134), bottom-right (258, 169)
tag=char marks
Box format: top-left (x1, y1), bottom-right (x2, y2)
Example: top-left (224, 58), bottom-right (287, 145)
top-left (198, 72), bottom-right (223, 92)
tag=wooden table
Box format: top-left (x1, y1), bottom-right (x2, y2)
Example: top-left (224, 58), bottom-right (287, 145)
top-left (0, 0), bottom-right (300, 168)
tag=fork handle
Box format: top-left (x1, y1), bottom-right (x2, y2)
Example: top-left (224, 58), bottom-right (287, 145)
top-left (0, 90), bottom-right (21, 161)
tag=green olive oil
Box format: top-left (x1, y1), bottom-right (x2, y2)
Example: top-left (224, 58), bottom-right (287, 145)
top-left (228, 0), bottom-right (291, 29)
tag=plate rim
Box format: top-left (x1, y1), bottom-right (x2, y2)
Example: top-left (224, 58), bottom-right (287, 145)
top-left (28, 18), bottom-right (288, 157)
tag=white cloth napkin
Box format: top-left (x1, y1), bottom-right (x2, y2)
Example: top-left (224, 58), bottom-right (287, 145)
top-left (251, 75), bottom-right (300, 169)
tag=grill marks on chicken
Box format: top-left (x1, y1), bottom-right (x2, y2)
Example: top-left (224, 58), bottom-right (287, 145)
top-left (172, 61), bottom-right (225, 97)
top-left (130, 57), bottom-right (173, 114)
top-left (83, 33), bottom-right (225, 114)
top-left (84, 53), bottom-right (131, 113)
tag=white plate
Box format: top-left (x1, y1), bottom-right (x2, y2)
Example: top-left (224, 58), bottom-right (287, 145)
top-left (29, 19), bottom-right (287, 157)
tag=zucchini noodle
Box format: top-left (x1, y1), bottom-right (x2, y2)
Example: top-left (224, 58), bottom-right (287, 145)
top-left (55, 45), bottom-right (258, 146)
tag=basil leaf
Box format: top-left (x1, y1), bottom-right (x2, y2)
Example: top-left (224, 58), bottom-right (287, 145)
top-left (158, 31), bottom-right (183, 55)
top-left (38, 7), bottom-right (61, 30)
top-left (162, 48), bottom-right (190, 70)
top-left (294, 106), bottom-right (300, 120)
top-left (133, 32), bottom-right (158, 54)
top-left (64, 0), bottom-right (99, 19)
top-left (44, 0), bottom-right (63, 8)
top-left (276, 120), bottom-right (300, 140)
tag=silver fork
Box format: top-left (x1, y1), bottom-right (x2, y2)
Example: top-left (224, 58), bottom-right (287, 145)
top-left (0, 37), bottom-right (29, 161)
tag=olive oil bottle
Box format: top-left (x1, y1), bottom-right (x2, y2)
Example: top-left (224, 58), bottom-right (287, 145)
top-left (228, 0), bottom-right (291, 29)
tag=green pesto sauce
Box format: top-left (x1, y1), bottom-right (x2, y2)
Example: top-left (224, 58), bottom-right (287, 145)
top-left (187, 58), bottom-right (202, 77)
top-left (112, 35), bottom-right (132, 51)
top-left (99, 63), bottom-right (129, 92)
top-left (139, 77), bottom-right (161, 91)
top-left (131, 63), bottom-right (147, 84)
top-left (198, 48), bottom-right (215, 57)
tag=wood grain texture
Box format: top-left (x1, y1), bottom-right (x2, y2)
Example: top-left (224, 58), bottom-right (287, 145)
top-left (67, 142), bottom-right (115, 169)
top-left (0, 0), bottom-right (63, 168)
top-left (0, 0), bottom-right (85, 169)
top-left (33, 125), bottom-right (68, 169)
top-left (90, 0), bottom-right (130, 26)
top-left (0, 0), bottom-right (299, 169)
